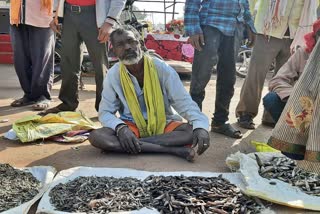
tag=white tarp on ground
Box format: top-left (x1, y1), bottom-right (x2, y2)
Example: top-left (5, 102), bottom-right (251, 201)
top-left (37, 167), bottom-right (248, 214)
top-left (2, 166), bottom-right (56, 214)
top-left (226, 152), bottom-right (320, 211)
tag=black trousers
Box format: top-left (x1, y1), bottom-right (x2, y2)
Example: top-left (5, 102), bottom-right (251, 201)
top-left (58, 4), bottom-right (108, 111)
top-left (190, 25), bottom-right (243, 125)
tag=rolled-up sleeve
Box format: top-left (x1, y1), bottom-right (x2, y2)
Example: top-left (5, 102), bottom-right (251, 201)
top-left (184, 0), bottom-right (203, 36)
top-left (107, 0), bottom-right (126, 19)
top-left (243, 0), bottom-right (256, 33)
top-left (98, 72), bottom-right (125, 130)
top-left (163, 64), bottom-right (209, 131)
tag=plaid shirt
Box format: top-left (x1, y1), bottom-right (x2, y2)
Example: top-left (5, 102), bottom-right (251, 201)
top-left (184, 0), bottom-right (256, 36)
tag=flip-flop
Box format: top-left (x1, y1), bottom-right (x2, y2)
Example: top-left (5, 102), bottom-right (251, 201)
top-left (32, 99), bottom-right (51, 111)
top-left (11, 97), bottom-right (35, 107)
top-left (211, 124), bottom-right (243, 139)
top-left (38, 106), bottom-right (63, 116)
top-left (238, 119), bottom-right (255, 129)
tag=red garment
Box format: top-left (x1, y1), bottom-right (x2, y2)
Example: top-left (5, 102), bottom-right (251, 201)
top-left (304, 19), bottom-right (320, 53)
top-left (66, 0), bottom-right (96, 6)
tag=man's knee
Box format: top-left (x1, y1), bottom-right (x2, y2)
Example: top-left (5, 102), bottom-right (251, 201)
top-left (89, 127), bottom-right (114, 148)
top-left (88, 129), bottom-right (101, 147)
top-left (263, 92), bottom-right (280, 109)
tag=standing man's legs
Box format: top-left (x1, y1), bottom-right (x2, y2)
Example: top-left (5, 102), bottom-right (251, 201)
top-left (190, 26), bottom-right (220, 110)
top-left (9, 25), bottom-right (34, 105)
top-left (57, 9), bottom-right (83, 111)
top-left (28, 26), bottom-right (54, 102)
top-left (79, 8), bottom-right (108, 111)
top-left (211, 26), bottom-right (242, 138)
top-left (261, 38), bottom-right (292, 126)
top-left (236, 35), bottom-right (284, 128)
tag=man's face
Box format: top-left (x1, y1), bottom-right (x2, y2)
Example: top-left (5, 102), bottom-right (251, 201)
top-left (112, 31), bottom-right (143, 65)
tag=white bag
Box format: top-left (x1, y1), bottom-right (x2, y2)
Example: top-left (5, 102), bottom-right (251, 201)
top-left (37, 167), bottom-right (248, 214)
top-left (226, 152), bottom-right (320, 211)
top-left (2, 166), bottom-right (56, 214)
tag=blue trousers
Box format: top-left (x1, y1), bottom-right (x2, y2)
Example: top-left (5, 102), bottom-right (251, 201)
top-left (10, 24), bottom-right (54, 101)
top-left (190, 25), bottom-right (243, 125)
top-left (263, 92), bottom-right (287, 123)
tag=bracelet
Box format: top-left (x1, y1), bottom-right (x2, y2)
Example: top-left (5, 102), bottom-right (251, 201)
top-left (115, 124), bottom-right (128, 136)
top-left (105, 17), bottom-right (116, 26)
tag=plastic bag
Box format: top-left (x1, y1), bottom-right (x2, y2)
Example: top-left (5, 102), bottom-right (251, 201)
top-left (226, 152), bottom-right (320, 211)
top-left (37, 167), bottom-right (247, 214)
top-left (13, 111), bottom-right (101, 143)
top-left (3, 166), bottom-right (56, 214)
top-left (251, 140), bottom-right (280, 152)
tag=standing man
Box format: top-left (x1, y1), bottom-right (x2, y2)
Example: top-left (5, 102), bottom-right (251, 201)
top-left (184, 0), bottom-right (256, 139)
top-left (236, 0), bottom-right (318, 129)
top-left (44, 0), bottom-right (126, 114)
top-left (90, 27), bottom-right (210, 161)
top-left (9, 0), bottom-right (55, 110)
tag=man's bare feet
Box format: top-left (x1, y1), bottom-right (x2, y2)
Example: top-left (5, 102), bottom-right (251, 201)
top-left (174, 147), bottom-right (195, 162)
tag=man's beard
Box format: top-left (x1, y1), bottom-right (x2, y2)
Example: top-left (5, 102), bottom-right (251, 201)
top-left (120, 49), bottom-right (143, 65)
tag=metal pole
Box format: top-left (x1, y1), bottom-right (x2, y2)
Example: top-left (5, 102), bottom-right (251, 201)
top-left (172, 0), bottom-right (176, 20)
top-left (164, 0), bottom-right (166, 26)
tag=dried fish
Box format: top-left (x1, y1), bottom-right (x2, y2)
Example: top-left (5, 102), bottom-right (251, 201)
top-left (0, 163), bottom-right (40, 212)
top-left (256, 155), bottom-right (320, 196)
top-left (49, 176), bottom-right (151, 213)
top-left (49, 175), bottom-right (264, 214)
top-left (144, 175), bottom-right (264, 214)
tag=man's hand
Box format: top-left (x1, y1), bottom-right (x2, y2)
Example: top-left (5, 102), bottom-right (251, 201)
top-left (189, 34), bottom-right (205, 51)
top-left (98, 22), bottom-right (113, 43)
top-left (49, 19), bottom-right (61, 34)
top-left (117, 126), bottom-right (141, 154)
top-left (246, 26), bottom-right (256, 48)
top-left (192, 128), bottom-right (210, 155)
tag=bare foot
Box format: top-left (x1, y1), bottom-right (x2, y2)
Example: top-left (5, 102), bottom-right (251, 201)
top-left (174, 147), bottom-right (195, 162)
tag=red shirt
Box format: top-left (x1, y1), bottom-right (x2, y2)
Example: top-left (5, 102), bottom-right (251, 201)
top-left (66, 0), bottom-right (96, 6)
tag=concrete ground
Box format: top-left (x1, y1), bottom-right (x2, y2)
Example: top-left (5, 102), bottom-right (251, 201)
top-left (0, 64), bottom-right (317, 214)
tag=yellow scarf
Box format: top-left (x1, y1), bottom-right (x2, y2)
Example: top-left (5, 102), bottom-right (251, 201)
top-left (10, 0), bottom-right (53, 26)
top-left (120, 55), bottom-right (166, 138)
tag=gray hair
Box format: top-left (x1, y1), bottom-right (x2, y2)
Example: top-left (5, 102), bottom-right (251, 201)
top-left (110, 25), bottom-right (142, 46)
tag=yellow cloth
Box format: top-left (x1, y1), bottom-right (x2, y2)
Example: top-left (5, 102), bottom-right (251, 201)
top-left (10, 0), bottom-right (53, 25)
top-left (120, 55), bottom-right (166, 138)
top-left (254, 0), bottom-right (305, 39)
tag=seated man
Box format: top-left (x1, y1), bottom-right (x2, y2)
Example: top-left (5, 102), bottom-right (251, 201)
top-left (263, 19), bottom-right (320, 123)
top-left (262, 47), bottom-right (309, 123)
top-left (89, 27), bottom-right (210, 161)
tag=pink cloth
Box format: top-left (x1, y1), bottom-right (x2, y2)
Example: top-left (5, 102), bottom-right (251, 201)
top-left (25, 1), bottom-right (53, 28)
top-left (269, 48), bottom-right (309, 100)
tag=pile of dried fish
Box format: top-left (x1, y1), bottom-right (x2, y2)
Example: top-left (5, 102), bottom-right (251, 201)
top-left (0, 163), bottom-right (40, 212)
top-left (50, 175), bottom-right (264, 214)
top-left (256, 154), bottom-right (320, 196)
top-left (144, 175), bottom-right (263, 214)
top-left (49, 176), bottom-right (151, 213)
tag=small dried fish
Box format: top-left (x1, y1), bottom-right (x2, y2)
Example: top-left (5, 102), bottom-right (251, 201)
top-left (256, 155), bottom-right (320, 196)
top-left (49, 176), bottom-right (151, 213)
top-left (49, 175), bottom-right (264, 214)
top-left (0, 163), bottom-right (40, 212)
top-left (144, 175), bottom-right (264, 214)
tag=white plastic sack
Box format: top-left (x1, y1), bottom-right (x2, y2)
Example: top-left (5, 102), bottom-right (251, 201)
top-left (2, 166), bottom-right (56, 214)
top-left (226, 152), bottom-right (320, 211)
top-left (37, 167), bottom-right (246, 214)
